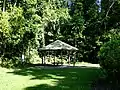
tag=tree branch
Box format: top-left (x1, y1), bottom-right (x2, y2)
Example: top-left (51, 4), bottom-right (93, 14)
top-left (105, 0), bottom-right (115, 17)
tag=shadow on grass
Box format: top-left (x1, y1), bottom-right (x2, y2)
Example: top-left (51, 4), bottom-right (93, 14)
top-left (7, 66), bottom-right (101, 90)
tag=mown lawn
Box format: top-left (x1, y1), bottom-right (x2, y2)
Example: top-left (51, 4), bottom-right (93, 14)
top-left (0, 66), bottom-right (101, 90)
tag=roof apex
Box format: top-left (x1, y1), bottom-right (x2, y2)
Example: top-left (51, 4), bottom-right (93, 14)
top-left (39, 40), bottom-right (78, 51)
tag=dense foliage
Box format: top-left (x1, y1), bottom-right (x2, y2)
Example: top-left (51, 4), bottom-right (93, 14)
top-left (98, 39), bottom-right (120, 83)
top-left (0, 0), bottom-right (120, 68)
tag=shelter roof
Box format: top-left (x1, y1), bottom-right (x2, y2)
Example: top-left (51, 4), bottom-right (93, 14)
top-left (39, 40), bottom-right (78, 51)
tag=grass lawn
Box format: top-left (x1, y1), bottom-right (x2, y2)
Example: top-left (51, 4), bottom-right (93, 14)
top-left (0, 65), bottom-right (102, 90)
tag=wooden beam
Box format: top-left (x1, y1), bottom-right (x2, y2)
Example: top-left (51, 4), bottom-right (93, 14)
top-left (68, 51), bottom-right (70, 65)
top-left (73, 52), bottom-right (76, 66)
top-left (44, 52), bottom-right (46, 65)
top-left (61, 50), bottom-right (63, 65)
top-left (42, 53), bottom-right (44, 65)
top-left (48, 51), bottom-right (50, 63)
top-left (54, 51), bottom-right (56, 66)
top-left (42, 51), bottom-right (46, 65)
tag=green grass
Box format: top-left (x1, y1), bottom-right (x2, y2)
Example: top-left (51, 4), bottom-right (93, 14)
top-left (0, 66), bottom-right (102, 90)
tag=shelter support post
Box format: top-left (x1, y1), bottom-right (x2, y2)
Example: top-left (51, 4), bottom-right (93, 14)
top-left (44, 52), bottom-right (46, 65)
top-left (68, 51), bottom-right (70, 65)
top-left (61, 50), bottom-right (63, 65)
top-left (42, 51), bottom-right (46, 65)
top-left (54, 51), bottom-right (56, 66)
top-left (42, 52), bottom-right (44, 65)
top-left (48, 51), bottom-right (50, 63)
top-left (73, 52), bottom-right (76, 66)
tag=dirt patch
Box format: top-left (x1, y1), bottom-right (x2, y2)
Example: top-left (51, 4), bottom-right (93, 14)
top-left (27, 63), bottom-right (100, 69)
top-left (27, 64), bottom-right (100, 69)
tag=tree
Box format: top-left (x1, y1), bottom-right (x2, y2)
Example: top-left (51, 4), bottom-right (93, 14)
top-left (60, 0), bottom-right (100, 63)
top-left (36, 0), bottom-right (70, 46)
top-left (101, 0), bottom-right (120, 37)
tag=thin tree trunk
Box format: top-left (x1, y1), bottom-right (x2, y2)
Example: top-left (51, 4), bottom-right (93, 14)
top-left (42, 27), bottom-right (45, 47)
top-left (3, 0), bottom-right (6, 12)
top-left (14, 0), bottom-right (17, 6)
top-left (106, 0), bottom-right (115, 17)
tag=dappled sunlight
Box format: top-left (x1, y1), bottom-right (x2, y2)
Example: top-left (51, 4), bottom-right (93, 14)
top-left (47, 74), bottom-right (65, 79)
top-left (0, 68), bottom-right (64, 90)
top-left (68, 63), bottom-right (100, 68)
top-left (0, 66), bottom-right (102, 90)
top-left (26, 79), bottom-right (59, 87)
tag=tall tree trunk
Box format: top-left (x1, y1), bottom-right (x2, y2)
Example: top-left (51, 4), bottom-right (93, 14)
top-left (14, 0), bottom-right (17, 6)
top-left (3, 0), bottom-right (6, 12)
top-left (42, 26), bottom-right (45, 47)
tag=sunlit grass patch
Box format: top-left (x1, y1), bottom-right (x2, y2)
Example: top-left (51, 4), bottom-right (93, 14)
top-left (0, 66), bottom-right (101, 90)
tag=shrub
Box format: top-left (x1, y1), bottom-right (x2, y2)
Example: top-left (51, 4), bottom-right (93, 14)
top-left (0, 56), bottom-right (28, 68)
top-left (0, 57), bottom-right (18, 68)
top-left (98, 40), bottom-right (120, 83)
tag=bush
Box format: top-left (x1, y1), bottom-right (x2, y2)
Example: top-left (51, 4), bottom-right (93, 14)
top-left (98, 40), bottom-right (120, 83)
top-left (0, 57), bottom-right (18, 68)
top-left (0, 57), bottom-right (28, 68)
